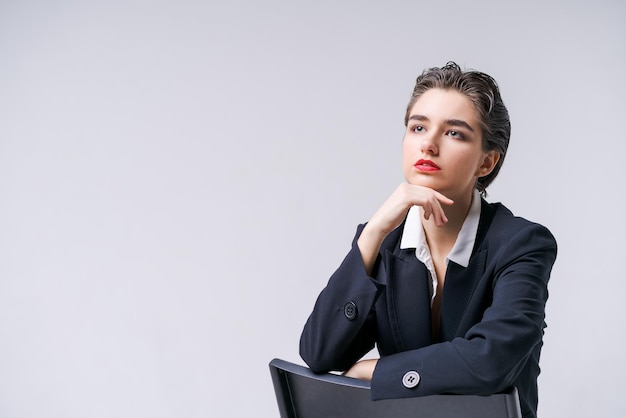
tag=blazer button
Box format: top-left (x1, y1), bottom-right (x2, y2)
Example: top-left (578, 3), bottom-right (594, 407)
top-left (343, 302), bottom-right (357, 320)
top-left (402, 371), bottom-right (420, 388)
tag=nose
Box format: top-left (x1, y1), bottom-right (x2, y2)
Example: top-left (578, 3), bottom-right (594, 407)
top-left (419, 133), bottom-right (438, 155)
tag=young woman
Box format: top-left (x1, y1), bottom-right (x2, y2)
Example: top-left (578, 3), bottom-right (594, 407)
top-left (299, 62), bottom-right (557, 418)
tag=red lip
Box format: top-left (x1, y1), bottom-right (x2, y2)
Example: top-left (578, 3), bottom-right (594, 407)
top-left (414, 159), bottom-right (441, 172)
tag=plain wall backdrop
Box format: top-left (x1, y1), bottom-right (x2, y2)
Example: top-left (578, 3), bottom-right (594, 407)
top-left (1, 0), bottom-right (624, 417)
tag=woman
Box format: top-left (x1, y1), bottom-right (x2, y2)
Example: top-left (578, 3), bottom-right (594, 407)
top-left (299, 62), bottom-right (557, 418)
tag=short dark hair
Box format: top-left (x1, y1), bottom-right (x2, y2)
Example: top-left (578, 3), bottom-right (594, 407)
top-left (404, 62), bottom-right (511, 196)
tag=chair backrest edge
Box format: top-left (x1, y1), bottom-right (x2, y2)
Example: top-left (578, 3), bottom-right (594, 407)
top-left (270, 358), bottom-right (371, 389)
top-left (269, 358), bottom-right (297, 418)
top-left (504, 386), bottom-right (523, 418)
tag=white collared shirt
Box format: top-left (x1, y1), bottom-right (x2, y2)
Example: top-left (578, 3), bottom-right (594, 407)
top-left (399, 189), bottom-right (482, 305)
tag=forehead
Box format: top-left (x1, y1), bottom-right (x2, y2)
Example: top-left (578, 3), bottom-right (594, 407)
top-left (409, 88), bottom-right (479, 125)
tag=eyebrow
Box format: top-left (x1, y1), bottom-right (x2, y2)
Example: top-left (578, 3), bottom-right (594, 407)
top-left (407, 114), bottom-right (475, 132)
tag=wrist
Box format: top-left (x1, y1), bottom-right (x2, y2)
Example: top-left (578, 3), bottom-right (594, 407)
top-left (360, 222), bottom-right (388, 243)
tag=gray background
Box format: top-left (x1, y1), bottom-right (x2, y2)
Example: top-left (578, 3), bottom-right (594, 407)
top-left (1, 0), bottom-right (624, 417)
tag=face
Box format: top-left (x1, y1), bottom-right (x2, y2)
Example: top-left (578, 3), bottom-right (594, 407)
top-left (402, 88), bottom-right (498, 200)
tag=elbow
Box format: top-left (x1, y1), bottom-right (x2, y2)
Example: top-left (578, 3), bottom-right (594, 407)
top-left (460, 368), bottom-right (515, 396)
top-left (299, 335), bottom-right (339, 374)
top-left (299, 347), bottom-right (330, 374)
top-left (299, 331), bottom-right (329, 373)
top-left (299, 331), bottom-right (356, 374)
top-left (468, 355), bottom-right (526, 395)
top-left (480, 373), bottom-right (516, 395)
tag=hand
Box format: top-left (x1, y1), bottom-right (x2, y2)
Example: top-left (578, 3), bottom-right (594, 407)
top-left (357, 184), bottom-right (453, 275)
top-left (368, 183), bottom-right (454, 235)
top-left (344, 359), bottom-right (378, 381)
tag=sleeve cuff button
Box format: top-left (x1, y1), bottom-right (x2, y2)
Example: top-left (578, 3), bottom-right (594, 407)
top-left (402, 371), bottom-right (420, 388)
top-left (343, 302), bottom-right (357, 320)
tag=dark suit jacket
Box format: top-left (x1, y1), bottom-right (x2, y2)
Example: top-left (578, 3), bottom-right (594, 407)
top-left (300, 199), bottom-right (557, 418)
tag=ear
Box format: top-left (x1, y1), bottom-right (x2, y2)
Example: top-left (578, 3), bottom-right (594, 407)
top-left (476, 150), bottom-right (500, 177)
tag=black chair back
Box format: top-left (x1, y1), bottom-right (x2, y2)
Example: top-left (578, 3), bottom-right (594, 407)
top-left (269, 358), bottom-right (522, 418)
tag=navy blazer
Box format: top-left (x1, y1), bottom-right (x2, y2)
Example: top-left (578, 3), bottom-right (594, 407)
top-left (300, 199), bottom-right (557, 418)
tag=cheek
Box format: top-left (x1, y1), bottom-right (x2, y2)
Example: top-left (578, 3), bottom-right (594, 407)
top-left (401, 141), bottom-right (413, 166)
top-left (401, 141), bottom-right (418, 179)
top-left (401, 137), bottom-right (414, 159)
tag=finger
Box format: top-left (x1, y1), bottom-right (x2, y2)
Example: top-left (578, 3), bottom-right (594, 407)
top-left (422, 204), bottom-right (432, 221)
top-left (434, 191), bottom-right (454, 205)
top-left (431, 199), bottom-right (448, 226)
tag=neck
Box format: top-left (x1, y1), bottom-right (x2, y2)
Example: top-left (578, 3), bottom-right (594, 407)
top-left (421, 190), bottom-right (474, 249)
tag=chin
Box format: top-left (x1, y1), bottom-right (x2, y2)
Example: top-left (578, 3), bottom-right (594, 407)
top-left (406, 177), bottom-right (440, 190)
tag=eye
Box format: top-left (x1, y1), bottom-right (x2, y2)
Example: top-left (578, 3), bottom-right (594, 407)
top-left (447, 130), bottom-right (465, 140)
top-left (411, 125), bottom-right (425, 133)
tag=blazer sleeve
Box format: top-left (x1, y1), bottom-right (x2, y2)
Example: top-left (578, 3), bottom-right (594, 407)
top-left (371, 221), bottom-right (557, 399)
top-left (299, 224), bottom-right (385, 373)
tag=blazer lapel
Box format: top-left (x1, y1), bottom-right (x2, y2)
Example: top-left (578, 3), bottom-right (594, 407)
top-left (438, 199), bottom-right (497, 340)
top-left (440, 249), bottom-right (488, 341)
top-left (378, 199), bottom-right (497, 347)
top-left (383, 248), bottom-right (433, 351)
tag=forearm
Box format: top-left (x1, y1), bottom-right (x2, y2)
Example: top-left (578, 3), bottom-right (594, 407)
top-left (371, 310), bottom-right (543, 399)
top-left (344, 358), bottom-right (378, 380)
top-left (299, 240), bottom-right (383, 373)
top-left (356, 224), bottom-right (387, 276)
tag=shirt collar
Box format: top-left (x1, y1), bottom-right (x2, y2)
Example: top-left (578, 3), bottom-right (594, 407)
top-left (400, 189), bottom-right (482, 268)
